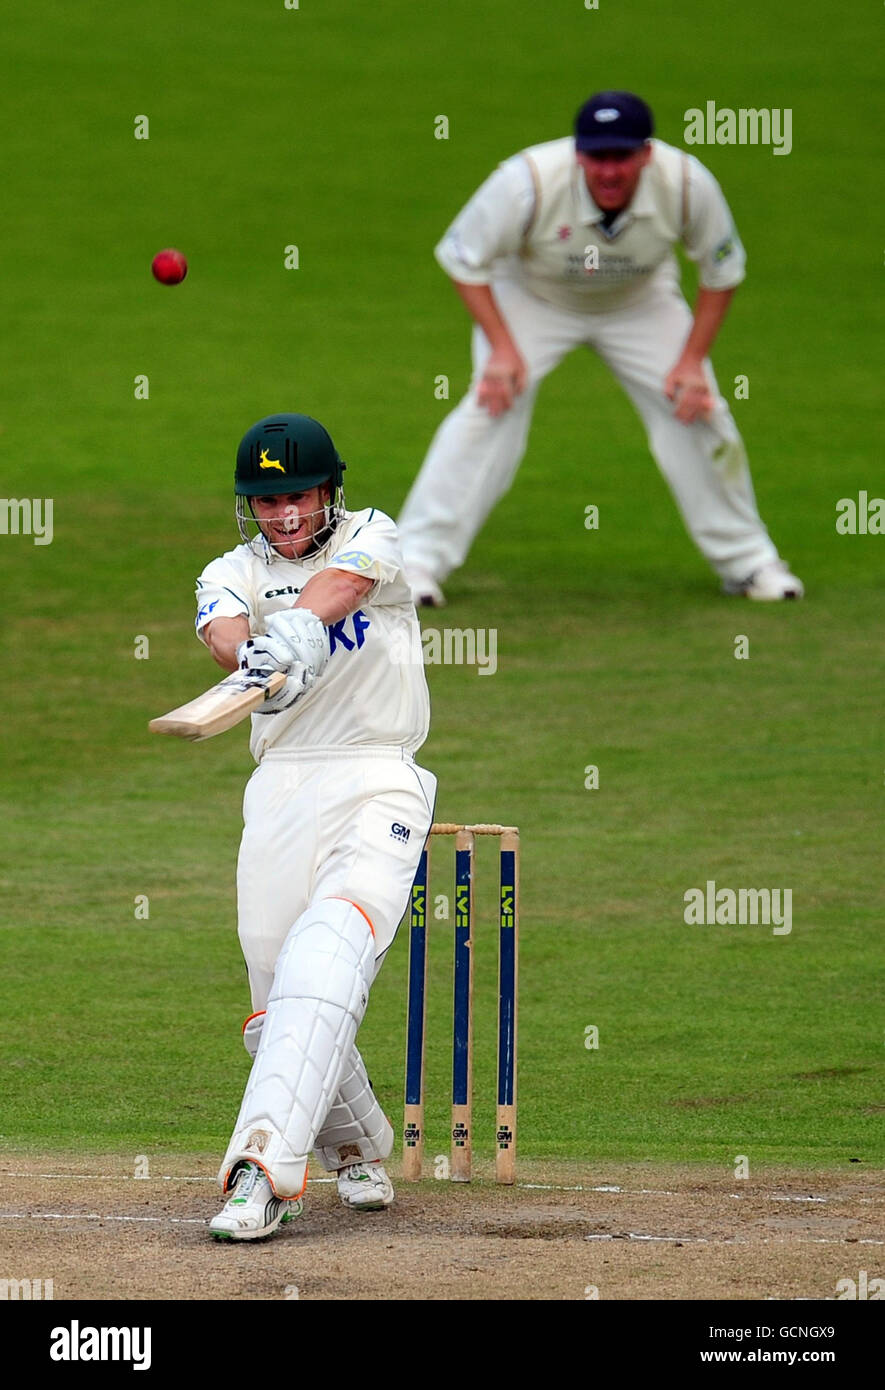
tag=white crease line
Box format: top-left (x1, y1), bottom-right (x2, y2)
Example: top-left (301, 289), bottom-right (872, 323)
top-left (585, 1232), bottom-right (710, 1244)
top-left (769, 1195), bottom-right (827, 1204)
top-left (583, 1232), bottom-right (885, 1248)
top-left (2, 1212), bottom-right (881, 1244)
top-left (2, 1174), bottom-right (877, 1206)
top-left (0, 1171), bottom-right (335, 1186)
top-left (1, 1211), bottom-right (207, 1226)
top-left (518, 1183), bottom-right (874, 1204)
top-left (0, 1172), bottom-right (212, 1183)
top-left (520, 1183), bottom-right (595, 1192)
top-left (798, 1236), bottom-right (885, 1246)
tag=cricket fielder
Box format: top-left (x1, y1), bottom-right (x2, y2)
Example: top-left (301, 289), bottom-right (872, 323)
top-left (398, 91), bottom-right (803, 604)
top-left (195, 413), bottom-right (436, 1240)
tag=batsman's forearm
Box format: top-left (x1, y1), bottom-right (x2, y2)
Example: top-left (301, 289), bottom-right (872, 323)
top-left (202, 615), bottom-right (250, 672)
top-left (682, 287), bottom-right (735, 362)
top-left (452, 280), bottom-right (519, 353)
top-left (295, 569), bottom-right (374, 625)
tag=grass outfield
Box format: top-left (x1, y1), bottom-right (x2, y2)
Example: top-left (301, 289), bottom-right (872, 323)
top-left (1, 0), bottom-right (881, 1172)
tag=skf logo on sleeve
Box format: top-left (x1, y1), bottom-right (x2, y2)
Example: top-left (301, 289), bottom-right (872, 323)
top-left (196, 598), bottom-right (219, 626)
top-left (259, 449), bottom-right (285, 473)
top-left (390, 822), bottom-right (411, 844)
top-left (714, 236), bottom-right (735, 262)
top-left (333, 549), bottom-right (374, 571)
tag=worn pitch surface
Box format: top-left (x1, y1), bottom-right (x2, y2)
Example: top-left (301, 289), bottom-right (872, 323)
top-left (2, 1158), bottom-right (881, 1301)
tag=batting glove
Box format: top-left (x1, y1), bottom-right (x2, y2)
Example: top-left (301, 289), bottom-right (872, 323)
top-left (236, 634), bottom-right (293, 676)
top-left (254, 662), bottom-right (316, 715)
top-left (265, 608), bottom-right (331, 679)
top-left (235, 635), bottom-right (317, 715)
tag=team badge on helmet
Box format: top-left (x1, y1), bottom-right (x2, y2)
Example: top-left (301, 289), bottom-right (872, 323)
top-left (258, 449), bottom-right (285, 473)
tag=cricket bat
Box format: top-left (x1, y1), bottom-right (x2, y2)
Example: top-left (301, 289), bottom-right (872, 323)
top-left (149, 670), bottom-right (286, 742)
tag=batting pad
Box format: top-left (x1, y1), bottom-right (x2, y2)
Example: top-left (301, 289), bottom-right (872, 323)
top-left (219, 898), bottom-right (375, 1198)
top-left (312, 1045), bottom-right (394, 1171)
top-left (241, 1021), bottom-right (391, 1171)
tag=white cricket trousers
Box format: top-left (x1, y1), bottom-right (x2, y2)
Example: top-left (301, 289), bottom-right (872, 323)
top-left (397, 275), bottom-right (779, 586)
top-left (237, 748), bottom-right (436, 1009)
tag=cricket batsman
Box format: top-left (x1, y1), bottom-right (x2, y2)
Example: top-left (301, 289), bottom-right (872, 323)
top-left (398, 91), bottom-right (803, 605)
top-left (194, 413), bottom-right (436, 1240)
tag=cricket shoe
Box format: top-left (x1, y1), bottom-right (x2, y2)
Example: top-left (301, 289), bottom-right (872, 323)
top-left (725, 560), bottom-right (804, 601)
top-left (406, 566), bottom-right (446, 609)
top-left (210, 1161), bottom-right (302, 1241)
top-left (337, 1161), bottom-right (395, 1211)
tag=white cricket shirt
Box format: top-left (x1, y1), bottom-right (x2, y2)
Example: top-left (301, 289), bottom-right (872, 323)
top-left (435, 137), bottom-right (746, 313)
top-left (194, 508), bottom-right (430, 762)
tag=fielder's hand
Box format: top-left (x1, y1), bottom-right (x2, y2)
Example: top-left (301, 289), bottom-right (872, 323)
top-left (477, 345), bottom-right (528, 417)
top-left (665, 359), bottom-right (715, 424)
top-left (265, 607), bottom-right (331, 679)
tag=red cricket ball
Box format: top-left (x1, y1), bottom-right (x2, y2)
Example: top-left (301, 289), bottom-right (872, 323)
top-left (151, 248), bottom-right (188, 285)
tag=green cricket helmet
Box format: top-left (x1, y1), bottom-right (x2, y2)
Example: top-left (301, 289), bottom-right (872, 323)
top-left (234, 413), bottom-right (347, 556)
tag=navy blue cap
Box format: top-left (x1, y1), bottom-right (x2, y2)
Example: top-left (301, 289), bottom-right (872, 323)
top-left (574, 92), bottom-right (654, 151)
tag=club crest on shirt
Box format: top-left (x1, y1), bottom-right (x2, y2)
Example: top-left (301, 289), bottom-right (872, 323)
top-left (333, 549), bottom-right (374, 571)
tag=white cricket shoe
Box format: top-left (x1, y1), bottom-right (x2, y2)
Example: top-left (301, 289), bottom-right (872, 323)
top-left (728, 560), bottom-right (804, 601)
top-left (406, 567), bottom-right (446, 609)
top-left (209, 1161), bottom-right (302, 1241)
top-left (337, 1161), bottom-right (395, 1211)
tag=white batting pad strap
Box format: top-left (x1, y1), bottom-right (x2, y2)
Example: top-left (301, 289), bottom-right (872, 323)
top-left (219, 899), bottom-right (375, 1198)
top-left (313, 1046), bottom-right (394, 1171)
